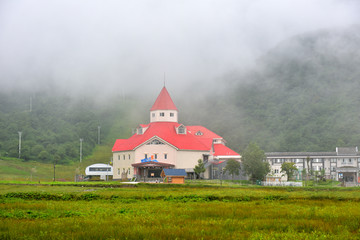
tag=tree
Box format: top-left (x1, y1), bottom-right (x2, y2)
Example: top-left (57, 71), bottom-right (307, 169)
top-left (194, 159), bottom-right (206, 179)
top-left (306, 156), bottom-right (312, 181)
top-left (223, 159), bottom-right (241, 180)
top-left (242, 142), bottom-right (270, 183)
top-left (281, 162), bottom-right (298, 181)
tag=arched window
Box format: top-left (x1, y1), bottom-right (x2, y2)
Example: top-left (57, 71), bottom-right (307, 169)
top-left (147, 139), bottom-right (164, 145)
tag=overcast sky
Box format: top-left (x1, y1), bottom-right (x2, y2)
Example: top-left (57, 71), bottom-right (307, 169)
top-left (0, 0), bottom-right (359, 98)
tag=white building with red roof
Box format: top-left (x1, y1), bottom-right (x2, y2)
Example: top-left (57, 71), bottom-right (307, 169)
top-left (112, 87), bottom-right (240, 180)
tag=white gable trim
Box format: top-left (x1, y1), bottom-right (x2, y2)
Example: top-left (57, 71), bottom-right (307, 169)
top-left (133, 135), bottom-right (179, 151)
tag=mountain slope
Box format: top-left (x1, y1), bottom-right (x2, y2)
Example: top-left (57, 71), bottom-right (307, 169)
top-left (188, 26), bottom-right (360, 152)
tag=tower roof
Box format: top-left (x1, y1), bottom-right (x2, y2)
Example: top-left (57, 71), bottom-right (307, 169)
top-left (150, 87), bottom-right (178, 111)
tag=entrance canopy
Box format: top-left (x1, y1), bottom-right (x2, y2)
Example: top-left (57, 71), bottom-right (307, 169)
top-left (132, 161), bottom-right (174, 168)
top-left (132, 161), bottom-right (175, 179)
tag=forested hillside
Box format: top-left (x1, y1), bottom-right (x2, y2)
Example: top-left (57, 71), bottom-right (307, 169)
top-left (0, 92), bottom-right (133, 164)
top-left (2, 26), bottom-right (360, 161)
top-left (183, 26), bottom-right (360, 152)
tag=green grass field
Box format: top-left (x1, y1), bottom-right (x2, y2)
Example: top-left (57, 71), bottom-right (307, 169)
top-left (1, 183), bottom-right (360, 239)
top-left (0, 144), bottom-right (113, 182)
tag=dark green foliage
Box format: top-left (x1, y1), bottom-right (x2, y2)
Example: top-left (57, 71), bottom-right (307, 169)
top-left (194, 159), bottom-right (206, 179)
top-left (281, 162), bottom-right (298, 181)
top-left (242, 142), bottom-right (270, 182)
top-left (223, 159), bottom-right (241, 180)
top-left (0, 91), bottom-right (130, 164)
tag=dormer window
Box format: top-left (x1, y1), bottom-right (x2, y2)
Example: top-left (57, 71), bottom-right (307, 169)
top-left (138, 127), bottom-right (143, 135)
top-left (178, 125), bottom-right (186, 134)
top-left (195, 131), bottom-right (203, 136)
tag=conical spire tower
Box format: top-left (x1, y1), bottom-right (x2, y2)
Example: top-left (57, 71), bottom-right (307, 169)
top-left (150, 87), bottom-right (178, 123)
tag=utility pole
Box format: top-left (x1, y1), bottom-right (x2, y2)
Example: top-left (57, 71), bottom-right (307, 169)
top-left (97, 126), bottom-right (101, 145)
top-left (80, 138), bottom-right (83, 163)
top-left (18, 131), bottom-right (22, 159)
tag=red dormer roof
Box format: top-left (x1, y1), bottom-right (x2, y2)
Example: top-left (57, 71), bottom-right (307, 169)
top-left (150, 87), bottom-right (178, 111)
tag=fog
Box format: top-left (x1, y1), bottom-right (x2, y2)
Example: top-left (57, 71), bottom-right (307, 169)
top-left (0, 0), bottom-right (359, 99)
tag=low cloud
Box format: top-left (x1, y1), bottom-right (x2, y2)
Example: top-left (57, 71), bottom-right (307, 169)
top-left (0, 0), bottom-right (359, 99)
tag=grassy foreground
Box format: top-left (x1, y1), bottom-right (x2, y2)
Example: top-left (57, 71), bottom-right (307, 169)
top-left (1, 183), bottom-right (360, 239)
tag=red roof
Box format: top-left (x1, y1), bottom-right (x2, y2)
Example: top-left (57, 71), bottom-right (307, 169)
top-left (112, 122), bottom-right (240, 157)
top-left (112, 122), bottom-right (209, 152)
top-left (213, 144), bottom-right (240, 157)
top-left (186, 125), bottom-right (222, 149)
top-left (150, 87), bottom-right (178, 111)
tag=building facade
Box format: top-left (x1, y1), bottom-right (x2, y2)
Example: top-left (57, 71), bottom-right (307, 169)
top-left (112, 87), bottom-right (241, 181)
top-left (266, 147), bottom-right (360, 186)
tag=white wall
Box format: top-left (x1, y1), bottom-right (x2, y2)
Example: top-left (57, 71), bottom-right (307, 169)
top-left (150, 110), bottom-right (178, 123)
top-left (113, 151), bottom-right (135, 179)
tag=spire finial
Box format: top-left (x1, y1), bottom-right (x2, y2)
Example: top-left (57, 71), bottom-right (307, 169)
top-left (163, 72), bottom-right (166, 87)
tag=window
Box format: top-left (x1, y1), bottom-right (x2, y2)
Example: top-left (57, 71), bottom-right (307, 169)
top-left (170, 113), bottom-right (174, 117)
top-left (138, 128), bottom-right (143, 134)
top-left (178, 125), bottom-right (185, 134)
top-left (128, 154), bottom-right (131, 160)
top-left (154, 154), bottom-right (158, 159)
top-left (118, 168), bottom-right (120, 175)
top-left (123, 155), bottom-right (125, 160)
top-left (313, 158), bottom-right (323, 163)
top-left (128, 168), bottom-right (131, 174)
top-left (331, 158), bottom-right (337, 163)
top-left (152, 113), bottom-right (155, 117)
top-left (118, 155), bottom-right (120, 160)
top-left (164, 153), bottom-right (167, 159)
top-left (147, 139), bottom-right (164, 145)
top-left (160, 112), bottom-right (165, 117)
top-left (195, 131), bottom-right (203, 136)
top-left (274, 169), bottom-right (279, 174)
top-left (145, 154), bottom-right (148, 159)
top-left (89, 167), bottom-right (111, 172)
top-left (312, 166), bottom-right (322, 171)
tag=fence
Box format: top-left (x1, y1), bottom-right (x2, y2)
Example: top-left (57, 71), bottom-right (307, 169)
top-left (262, 181), bottom-right (303, 187)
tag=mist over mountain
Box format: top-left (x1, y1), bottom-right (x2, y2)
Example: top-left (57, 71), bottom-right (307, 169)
top-left (1, 1), bottom-right (360, 162)
top-left (1, 26), bottom-right (360, 162)
top-left (1, 0), bottom-right (360, 100)
top-left (182, 25), bottom-right (360, 153)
